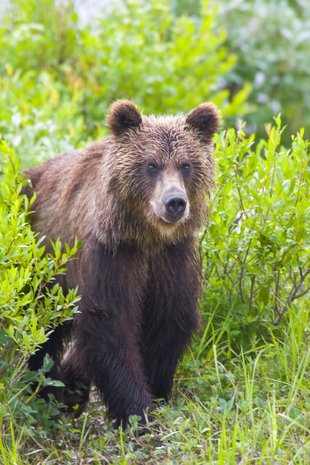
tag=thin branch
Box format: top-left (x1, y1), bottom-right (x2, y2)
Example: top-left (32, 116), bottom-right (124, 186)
top-left (273, 268), bottom-right (310, 325)
top-left (237, 185), bottom-right (245, 211)
top-left (248, 275), bottom-right (256, 315)
top-left (198, 226), bottom-right (209, 267)
top-left (238, 239), bottom-right (252, 303)
top-left (274, 269), bottom-right (280, 315)
top-left (295, 286), bottom-right (310, 299)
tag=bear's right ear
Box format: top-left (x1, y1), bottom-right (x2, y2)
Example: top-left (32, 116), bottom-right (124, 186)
top-left (185, 103), bottom-right (221, 144)
top-left (108, 100), bottom-right (142, 136)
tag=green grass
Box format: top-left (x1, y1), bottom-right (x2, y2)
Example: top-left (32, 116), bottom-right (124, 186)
top-left (1, 305), bottom-right (308, 465)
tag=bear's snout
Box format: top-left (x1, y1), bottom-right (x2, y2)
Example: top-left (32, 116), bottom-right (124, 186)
top-left (149, 168), bottom-right (190, 226)
top-left (164, 195), bottom-right (187, 222)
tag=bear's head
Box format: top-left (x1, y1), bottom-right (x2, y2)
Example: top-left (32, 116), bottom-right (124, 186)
top-left (97, 100), bottom-right (220, 248)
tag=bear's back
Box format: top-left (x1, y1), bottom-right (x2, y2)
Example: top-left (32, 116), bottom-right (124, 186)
top-left (24, 141), bottom-right (109, 247)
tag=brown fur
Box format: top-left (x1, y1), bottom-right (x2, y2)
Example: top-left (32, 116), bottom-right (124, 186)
top-left (25, 100), bottom-right (220, 427)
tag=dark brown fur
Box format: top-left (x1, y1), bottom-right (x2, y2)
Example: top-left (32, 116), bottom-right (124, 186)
top-left (25, 100), bottom-right (220, 427)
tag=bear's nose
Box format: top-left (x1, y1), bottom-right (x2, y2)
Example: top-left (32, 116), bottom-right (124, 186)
top-left (165, 195), bottom-right (187, 216)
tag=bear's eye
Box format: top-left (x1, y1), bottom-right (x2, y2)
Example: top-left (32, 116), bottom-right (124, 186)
top-left (147, 162), bottom-right (159, 175)
top-left (180, 162), bottom-right (191, 174)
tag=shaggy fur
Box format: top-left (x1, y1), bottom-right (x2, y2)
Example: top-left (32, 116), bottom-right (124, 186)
top-left (25, 100), bottom-right (220, 427)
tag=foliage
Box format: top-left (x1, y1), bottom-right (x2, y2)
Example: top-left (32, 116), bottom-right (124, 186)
top-left (0, 0), bottom-right (250, 169)
top-left (0, 142), bottom-right (79, 445)
top-left (200, 117), bottom-right (310, 350)
top-left (214, 0), bottom-right (310, 142)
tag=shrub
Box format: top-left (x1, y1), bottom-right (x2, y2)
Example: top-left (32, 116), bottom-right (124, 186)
top-left (0, 142), bottom-right (79, 439)
top-left (215, 0), bottom-right (310, 142)
top-left (200, 117), bottom-right (310, 351)
top-left (75, 0), bottom-right (250, 122)
top-left (0, 0), bottom-right (250, 168)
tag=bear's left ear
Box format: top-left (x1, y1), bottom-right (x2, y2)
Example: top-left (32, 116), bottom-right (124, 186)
top-left (185, 103), bottom-right (221, 144)
top-left (108, 99), bottom-right (142, 136)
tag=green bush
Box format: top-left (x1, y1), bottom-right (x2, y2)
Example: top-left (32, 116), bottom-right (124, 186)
top-left (0, 0), bottom-right (250, 168)
top-left (0, 142), bottom-right (79, 439)
top-left (215, 0), bottom-right (310, 142)
top-left (200, 117), bottom-right (310, 351)
top-left (75, 0), bottom-right (250, 121)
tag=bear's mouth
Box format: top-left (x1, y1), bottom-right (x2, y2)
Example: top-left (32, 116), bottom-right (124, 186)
top-left (159, 214), bottom-right (185, 225)
top-left (155, 207), bottom-right (190, 227)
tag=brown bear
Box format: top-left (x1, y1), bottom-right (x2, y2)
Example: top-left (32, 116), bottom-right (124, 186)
top-left (24, 100), bottom-right (220, 428)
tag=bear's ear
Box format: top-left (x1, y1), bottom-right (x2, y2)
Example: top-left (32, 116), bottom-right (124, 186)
top-left (108, 100), bottom-right (142, 136)
top-left (185, 103), bottom-right (221, 144)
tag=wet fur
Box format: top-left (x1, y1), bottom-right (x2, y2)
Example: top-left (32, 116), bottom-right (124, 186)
top-left (25, 100), bottom-right (220, 427)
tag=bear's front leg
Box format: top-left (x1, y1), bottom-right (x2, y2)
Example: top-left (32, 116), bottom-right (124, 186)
top-left (73, 311), bottom-right (153, 428)
top-left (142, 240), bottom-right (201, 400)
top-left (68, 241), bottom-right (153, 428)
